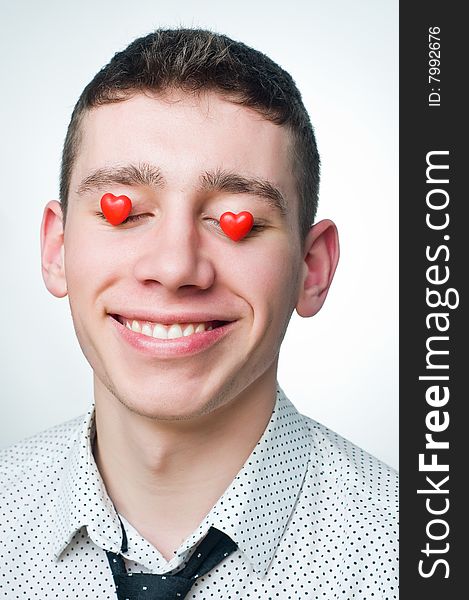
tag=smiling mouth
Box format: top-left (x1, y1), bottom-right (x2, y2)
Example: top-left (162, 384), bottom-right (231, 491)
top-left (111, 315), bottom-right (229, 340)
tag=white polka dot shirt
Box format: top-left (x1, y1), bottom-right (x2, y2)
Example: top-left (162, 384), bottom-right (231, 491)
top-left (0, 386), bottom-right (398, 599)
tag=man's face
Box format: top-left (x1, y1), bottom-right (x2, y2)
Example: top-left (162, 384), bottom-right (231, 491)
top-left (60, 90), bottom-right (305, 419)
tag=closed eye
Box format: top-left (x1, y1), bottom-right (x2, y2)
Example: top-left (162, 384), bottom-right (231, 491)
top-left (204, 217), bottom-right (265, 237)
top-left (95, 211), bottom-right (149, 225)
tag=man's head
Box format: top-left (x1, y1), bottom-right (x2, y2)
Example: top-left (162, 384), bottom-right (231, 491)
top-left (41, 28), bottom-right (339, 422)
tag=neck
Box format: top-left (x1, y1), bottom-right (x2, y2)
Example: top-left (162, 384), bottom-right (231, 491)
top-left (92, 370), bottom-right (277, 559)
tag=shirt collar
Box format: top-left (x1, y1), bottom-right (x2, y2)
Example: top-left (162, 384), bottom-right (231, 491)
top-left (50, 385), bottom-right (313, 578)
top-left (50, 404), bottom-right (123, 559)
top-left (205, 385), bottom-right (312, 577)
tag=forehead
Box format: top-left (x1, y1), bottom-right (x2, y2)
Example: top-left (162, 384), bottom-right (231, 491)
top-left (72, 90), bottom-right (298, 216)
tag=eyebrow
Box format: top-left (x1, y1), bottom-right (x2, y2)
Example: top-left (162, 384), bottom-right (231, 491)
top-left (76, 163), bottom-right (164, 196)
top-left (198, 168), bottom-right (287, 215)
top-left (76, 162), bottom-right (287, 215)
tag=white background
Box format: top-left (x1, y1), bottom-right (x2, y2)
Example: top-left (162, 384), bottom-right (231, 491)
top-left (0, 0), bottom-right (398, 469)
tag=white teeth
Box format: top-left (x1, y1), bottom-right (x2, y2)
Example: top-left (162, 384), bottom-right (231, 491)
top-left (122, 318), bottom-right (219, 339)
top-left (142, 323), bottom-right (153, 336)
top-left (167, 324), bottom-right (183, 339)
top-left (153, 324), bottom-right (168, 339)
top-left (183, 324), bottom-right (195, 337)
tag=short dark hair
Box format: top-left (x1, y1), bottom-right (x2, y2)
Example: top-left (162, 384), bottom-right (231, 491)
top-left (60, 28), bottom-right (320, 239)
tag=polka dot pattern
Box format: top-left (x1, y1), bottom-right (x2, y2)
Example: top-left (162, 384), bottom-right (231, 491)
top-left (0, 386), bottom-right (398, 598)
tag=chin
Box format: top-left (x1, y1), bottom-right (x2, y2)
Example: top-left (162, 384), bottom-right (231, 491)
top-left (127, 397), bottom-right (217, 422)
top-left (94, 354), bottom-right (251, 421)
top-left (105, 379), bottom-right (221, 421)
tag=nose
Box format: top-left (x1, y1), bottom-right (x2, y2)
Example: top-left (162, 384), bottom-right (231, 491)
top-left (132, 211), bottom-right (215, 293)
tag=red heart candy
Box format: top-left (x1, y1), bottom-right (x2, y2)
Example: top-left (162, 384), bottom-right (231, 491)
top-left (219, 211), bottom-right (254, 241)
top-left (100, 193), bottom-right (132, 225)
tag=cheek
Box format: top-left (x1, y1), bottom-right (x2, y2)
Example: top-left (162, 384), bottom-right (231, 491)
top-left (221, 240), bottom-right (301, 311)
top-left (64, 226), bottom-right (126, 295)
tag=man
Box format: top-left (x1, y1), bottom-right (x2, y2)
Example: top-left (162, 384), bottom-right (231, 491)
top-left (0, 28), bottom-right (398, 598)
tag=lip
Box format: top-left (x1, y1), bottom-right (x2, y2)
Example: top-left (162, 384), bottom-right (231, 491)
top-left (109, 314), bottom-right (236, 359)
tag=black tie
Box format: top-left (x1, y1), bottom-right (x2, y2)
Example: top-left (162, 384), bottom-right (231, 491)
top-left (105, 517), bottom-right (238, 599)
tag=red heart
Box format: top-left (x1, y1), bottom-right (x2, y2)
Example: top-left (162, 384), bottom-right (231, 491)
top-left (219, 211), bottom-right (254, 241)
top-left (100, 193), bottom-right (132, 225)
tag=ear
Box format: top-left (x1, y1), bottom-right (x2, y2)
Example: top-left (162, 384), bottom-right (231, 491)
top-left (40, 200), bottom-right (68, 298)
top-left (296, 219), bottom-right (339, 317)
